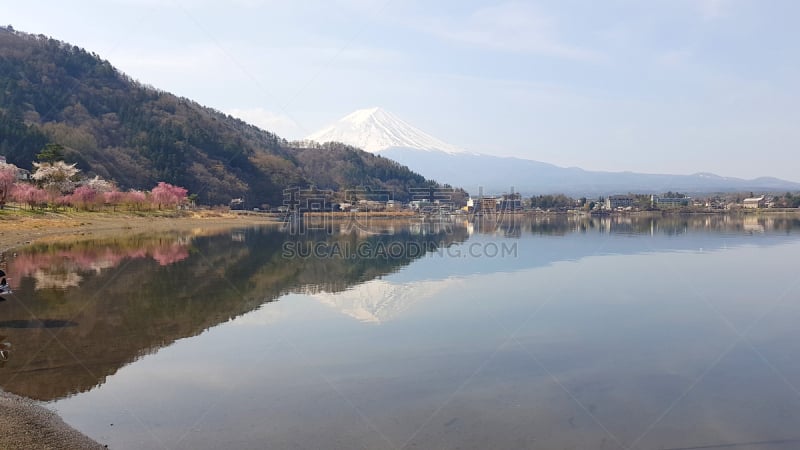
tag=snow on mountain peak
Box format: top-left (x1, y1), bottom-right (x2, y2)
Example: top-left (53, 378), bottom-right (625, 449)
top-left (342, 106), bottom-right (383, 124)
top-left (306, 107), bottom-right (464, 154)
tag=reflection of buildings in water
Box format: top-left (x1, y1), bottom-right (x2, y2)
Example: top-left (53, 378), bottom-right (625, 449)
top-left (462, 214), bottom-right (799, 238)
top-left (311, 214), bottom-right (799, 239)
top-left (410, 217), bottom-right (457, 236)
top-left (743, 216), bottom-right (765, 233)
top-left (607, 216), bottom-right (636, 234)
top-left (471, 214), bottom-right (523, 237)
top-left (504, 226), bottom-right (521, 238)
top-left (614, 216), bottom-right (633, 226)
top-left (294, 216), bottom-right (471, 238)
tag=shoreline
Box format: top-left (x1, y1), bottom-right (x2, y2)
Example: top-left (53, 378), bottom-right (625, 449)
top-left (0, 209), bottom-right (278, 449)
top-left (0, 391), bottom-right (105, 449)
top-left (0, 209), bottom-right (279, 253)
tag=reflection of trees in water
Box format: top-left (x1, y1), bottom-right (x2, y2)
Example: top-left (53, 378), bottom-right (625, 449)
top-left (7, 235), bottom-right (193, 290)
top-left (0, 225), bottom-right (469, 401)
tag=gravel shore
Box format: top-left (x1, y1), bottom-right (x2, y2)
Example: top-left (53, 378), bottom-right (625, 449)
top-left (0, 391), bottom-right (105, 449)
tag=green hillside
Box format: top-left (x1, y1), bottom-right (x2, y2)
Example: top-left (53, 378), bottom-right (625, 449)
top-left (0, 26), bottom-right (442, 206)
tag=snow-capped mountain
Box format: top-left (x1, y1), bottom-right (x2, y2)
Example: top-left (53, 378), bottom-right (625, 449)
top-left (305, 107), bottom-right (464, 154)
top-left (307, 108), bottom-right (800, 195)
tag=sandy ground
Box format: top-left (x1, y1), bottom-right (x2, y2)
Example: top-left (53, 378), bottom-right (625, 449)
top-left (0, 209), bottom-right (277, 252)
top-left (0, 209), bottom-right (277, 449)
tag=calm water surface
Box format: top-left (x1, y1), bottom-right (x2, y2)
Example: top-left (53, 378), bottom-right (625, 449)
top-left (2, 215), bottom-right (800, 449)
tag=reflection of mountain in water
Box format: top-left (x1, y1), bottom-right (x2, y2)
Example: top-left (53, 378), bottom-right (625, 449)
top-left (311, 277), bottom-right (462, 323)
top-left (0, 215), bottom-right (798, 401)
top-left (0, 225), bottom-right (467, 401)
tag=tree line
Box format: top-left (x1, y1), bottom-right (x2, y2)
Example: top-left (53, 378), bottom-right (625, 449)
top-left (0, 144), bottom-right (188, 211)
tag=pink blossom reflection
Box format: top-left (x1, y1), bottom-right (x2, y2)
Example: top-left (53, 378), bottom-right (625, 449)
top-left (6, 236), bottom-right (192, 290)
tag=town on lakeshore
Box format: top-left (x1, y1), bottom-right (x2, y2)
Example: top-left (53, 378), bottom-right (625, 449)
top-left (264, 186), bottom-right (800, 217)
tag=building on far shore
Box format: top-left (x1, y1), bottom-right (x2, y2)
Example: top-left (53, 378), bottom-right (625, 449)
top-left (651, 195), bottom-right (690, 208)
top-left (478, 196), bottom-right (500, 213)
top-left (743, 195), bottom-right (766, 209)
top-left (500, 193), bottom-right (522, 211)
top-left (605, 195), bottom-right (634, 210)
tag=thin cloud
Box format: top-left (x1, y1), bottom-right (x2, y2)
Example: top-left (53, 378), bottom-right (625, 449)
top-left (226, 107), bottom-right (302, 138)
top-left (656, 49), bottom-right (693, 68)
top-left (419, 2), bottom-right (605, 63)
top-left (698, 0), bottom-right (729, 19)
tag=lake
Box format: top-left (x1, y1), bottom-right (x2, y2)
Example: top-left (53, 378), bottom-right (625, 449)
top-left (2, 214), bottom-right (800, 449)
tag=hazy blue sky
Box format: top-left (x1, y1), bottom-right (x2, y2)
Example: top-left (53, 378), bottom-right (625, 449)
top-left (3, 1), bottom-right (799, 180)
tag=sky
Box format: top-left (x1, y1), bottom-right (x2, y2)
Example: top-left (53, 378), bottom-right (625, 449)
top-left (3, 0), bottom-right (800, 180)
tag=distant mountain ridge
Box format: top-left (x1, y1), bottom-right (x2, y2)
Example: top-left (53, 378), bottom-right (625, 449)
top-left (308, 108), bottom-right (800, 195)
top-left (0, 27), bottom-right (441, 206)
top-left (379, 149), bottom-right (800, 196)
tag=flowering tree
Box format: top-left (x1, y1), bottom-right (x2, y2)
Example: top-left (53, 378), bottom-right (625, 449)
top-left (32, 161), bottom-right (80, 199)
top-left (70, 186), bottom-right (98, 210)
top-left (150, 182), bottom-right (188, 209)
top-left (125, 190), bottom-right (148, 211)
top-left (86, 176), bottom-right (115, 193)
top-left (55, 195), bottom-right (72, 210)
top-left (103, 189), bottom-right (125, 210)
top-left (0, 162), bottom-right (19, 209)
top-left (11, 183), bottom-right (48, 209)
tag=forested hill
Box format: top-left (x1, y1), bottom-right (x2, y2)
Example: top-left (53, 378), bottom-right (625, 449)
top-left (0, 26), bottom-right (441, 206)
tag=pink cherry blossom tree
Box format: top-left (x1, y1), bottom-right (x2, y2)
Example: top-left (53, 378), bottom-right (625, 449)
top-left (103, 189), bottom-right (125, 211)
top-left (11, 183), bottom-right (48, 209)
top-left (125, 190), bottom-right (148, 211)
top-left (150, 182), bottom-right (188, 210)
top-left (70, 185), bottom-right (98, 210)
top-left (0, 162), bottom-right (19, 209)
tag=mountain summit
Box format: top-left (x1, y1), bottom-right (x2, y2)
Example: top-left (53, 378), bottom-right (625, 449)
top-left (306, 107), bottom-right (464, 154)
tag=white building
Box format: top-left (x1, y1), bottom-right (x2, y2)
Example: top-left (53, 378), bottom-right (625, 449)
top-left (743, 196), bottom-right (766, 209)
top-left (605, 195), bottom-right (634, 209)
top-left (651, 195), bottom-right (689, 208)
